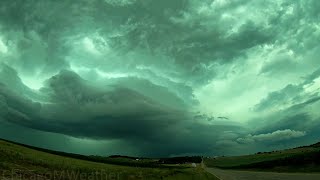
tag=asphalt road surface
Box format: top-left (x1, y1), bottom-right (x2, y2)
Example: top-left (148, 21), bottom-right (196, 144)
top-left (205, 168), bottom-right (320, 180)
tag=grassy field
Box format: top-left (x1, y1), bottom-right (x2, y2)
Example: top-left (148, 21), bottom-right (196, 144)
top-left (0, 140), bottom-right (218, 180)
top-left (204, 142), bottom-right (320, 172)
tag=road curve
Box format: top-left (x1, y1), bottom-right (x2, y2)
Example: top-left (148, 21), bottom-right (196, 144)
top-left (205, 168), bottom-right (320, 180)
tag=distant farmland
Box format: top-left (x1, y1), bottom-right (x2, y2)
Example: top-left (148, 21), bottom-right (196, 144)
top-left (0, 139), bottom-right (218, 180)
top-left (204, 142), bottom-right (320, 172)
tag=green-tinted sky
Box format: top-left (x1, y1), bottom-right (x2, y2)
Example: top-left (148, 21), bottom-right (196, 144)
top-left (0, 0), bottom-right (320, 157)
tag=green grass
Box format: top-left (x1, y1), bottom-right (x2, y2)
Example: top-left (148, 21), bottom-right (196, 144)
top-left (204, 144), bottom-right (320, 172)
top-left (0, 140), bottom-right (218, 180)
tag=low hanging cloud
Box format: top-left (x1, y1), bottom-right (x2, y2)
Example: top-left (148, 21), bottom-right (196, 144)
top-left (0, 66), bottom-right (247, 156)
top-left (237, 129), bottom-right (307, 144)
top-left (1, 69), bottom-right (186, 139)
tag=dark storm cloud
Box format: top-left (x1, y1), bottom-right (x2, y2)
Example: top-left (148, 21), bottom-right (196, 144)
top-left (125, 68), bottom-right (198, 106)
top-left (0, 83), bottom-right (41, 125)
top-left (107, 77), bottom-right (190, 108)
top-left (255, 67), bottom-right (320, 112)
top-left (239, 65), bottom-right (320, 152)
top-left (0, 0), bottom-right (271, 86)
top-left (1, 0), bottom-right (320, 156)
top-left (241, 111), bottom-right (320, 151)
top-left (0, 68), bottom-right (246, 156)
top-left (0, 0), bottom-right (319, 85)
top-left (254, 84), bottom-right (304, 112)
top-left (106, 2), bottom-right (274, 85)
top-left (20, 70), bottom-right (187, 140)
top-left (0, 0), bottom-right (71, 75)
top-left (0, 63), bottom-right (42, 100)
top-left (244, 95), bottom-right (320, 151)
top-left (254, 113), bottom-right (312, 135)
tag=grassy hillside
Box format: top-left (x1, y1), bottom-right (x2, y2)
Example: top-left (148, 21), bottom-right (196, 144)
top-left (0, 140), bottom-right (218, 180)
top-left (204, 142), bottom-right (320, 172)
top-left (0, 139), bottom-right (202, 168)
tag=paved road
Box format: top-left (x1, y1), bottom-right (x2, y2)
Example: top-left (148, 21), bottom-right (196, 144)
top-left (205, 168), bottom-right (320, 180)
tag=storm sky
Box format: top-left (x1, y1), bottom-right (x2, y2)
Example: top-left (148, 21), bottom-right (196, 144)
top-left (0, 0), bottom-right (320, 157)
